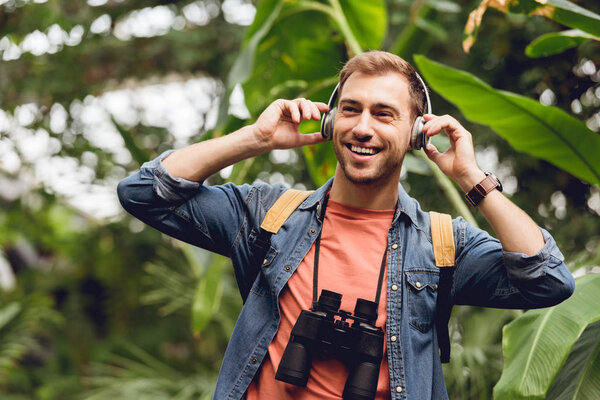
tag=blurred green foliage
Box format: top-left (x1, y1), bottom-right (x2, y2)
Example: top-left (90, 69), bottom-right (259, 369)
top-left (0, 0), bottom-right (599, 399)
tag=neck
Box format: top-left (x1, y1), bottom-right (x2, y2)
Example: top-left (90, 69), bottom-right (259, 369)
top-left (329, 166), bottom-right (399, 210)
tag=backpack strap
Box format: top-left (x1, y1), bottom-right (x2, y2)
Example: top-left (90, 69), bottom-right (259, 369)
top-left (241, 189), bottom-right (313, 303)
top-left (429, 211), bottom-right (456, 364)
top-left (261, 189), bottom-right (314, 233)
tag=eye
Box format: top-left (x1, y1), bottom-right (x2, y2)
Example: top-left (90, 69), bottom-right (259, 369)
top-left (376, 112), bottom-right (394, 120)
top-left (342, 106), bottom-right (358, 113)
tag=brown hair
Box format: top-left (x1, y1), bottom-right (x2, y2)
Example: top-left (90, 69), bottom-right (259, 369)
top-left (338, 51), bottom-right (427, 119)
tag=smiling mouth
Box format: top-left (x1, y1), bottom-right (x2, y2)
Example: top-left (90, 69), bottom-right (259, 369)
top-left (347, 144), bottom-right (381, 156)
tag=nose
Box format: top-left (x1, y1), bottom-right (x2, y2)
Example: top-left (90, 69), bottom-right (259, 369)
top-left (352, 110), bottom-right (374, 141)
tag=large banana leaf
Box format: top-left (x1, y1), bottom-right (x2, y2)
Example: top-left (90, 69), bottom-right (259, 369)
top-left (464, 0), bottom-right (600, 52)
top-left (493, 273), bottom-right (600, 400)
top-left (525, 29), bottom-right (600, 58)
top-left (414, 55), bottom-right (600, 186)
top-left (545, 320), bottom-right (600, 400)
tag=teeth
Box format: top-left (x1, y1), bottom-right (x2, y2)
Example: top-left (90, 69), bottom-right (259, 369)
top-left (351, 145), bottom-right (376, 155)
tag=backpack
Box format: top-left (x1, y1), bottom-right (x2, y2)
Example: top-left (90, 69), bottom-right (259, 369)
top-left (244, 189), bottom-right (456, 363)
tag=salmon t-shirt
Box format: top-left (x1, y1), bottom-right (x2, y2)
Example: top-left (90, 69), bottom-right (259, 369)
top-left (246, 199), bottom-right (394, 399)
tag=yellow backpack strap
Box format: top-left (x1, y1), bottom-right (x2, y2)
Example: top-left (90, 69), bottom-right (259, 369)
top-left (430, 211), bottom-right (455, 363)
top-left (261, 189), bottom-right (314, 234)
top-left (429, 211), bottom-right (455, 267)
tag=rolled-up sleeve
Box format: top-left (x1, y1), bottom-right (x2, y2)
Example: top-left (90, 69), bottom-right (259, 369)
top-left (453, 218), bottom-right (575, 309)
top-left (117, 150), bottom-right (200, 210)
top-left (116, 151), bottom-right (252, 256)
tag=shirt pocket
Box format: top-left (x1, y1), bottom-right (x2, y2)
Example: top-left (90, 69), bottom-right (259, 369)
top-left (405, 270), bottom-right (440, 333)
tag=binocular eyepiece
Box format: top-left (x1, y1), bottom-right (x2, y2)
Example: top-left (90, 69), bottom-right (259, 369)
top-left (275, 290), bottom-right (384, 400)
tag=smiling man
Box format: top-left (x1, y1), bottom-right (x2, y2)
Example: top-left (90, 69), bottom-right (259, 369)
top-left (117, 51), bottom-right (574, 400)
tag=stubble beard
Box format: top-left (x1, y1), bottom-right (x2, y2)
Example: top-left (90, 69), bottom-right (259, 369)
top-left (333, 142), bottom-right (405, 186)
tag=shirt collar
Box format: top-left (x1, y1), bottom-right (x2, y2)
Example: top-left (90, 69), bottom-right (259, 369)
top-left (298, 178), bottom-right (420, 226)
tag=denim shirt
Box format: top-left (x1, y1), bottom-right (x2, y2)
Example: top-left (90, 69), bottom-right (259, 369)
top-left (117, 151), bottom-right (574, 400)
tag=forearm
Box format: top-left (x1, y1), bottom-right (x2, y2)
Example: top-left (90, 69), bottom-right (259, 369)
top-left (457, 170), bottom-right (544, 256)
top-left (162, 124), bottom-right (268, 182)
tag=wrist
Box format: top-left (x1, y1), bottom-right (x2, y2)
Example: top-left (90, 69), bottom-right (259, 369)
top-left (246, 124), bottom-right (273, 153)
top-left (456, 169), bottom-right (487, 193)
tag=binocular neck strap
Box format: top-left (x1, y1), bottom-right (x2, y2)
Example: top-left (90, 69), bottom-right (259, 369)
top-left (311, 195), bottom-right (389, 313)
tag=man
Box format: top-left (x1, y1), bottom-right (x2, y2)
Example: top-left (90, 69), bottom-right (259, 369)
top-left (117, 51), bottom-right (574, 399)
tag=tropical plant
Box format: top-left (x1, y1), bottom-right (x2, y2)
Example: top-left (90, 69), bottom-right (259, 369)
top-left (494, 272), bottom-right (600, 399)
top-left (1, 0), bottom-right (599, 399)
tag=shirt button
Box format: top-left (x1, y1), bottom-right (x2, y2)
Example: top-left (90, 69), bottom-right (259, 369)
top-left (416, 281), bottom-right (422, 288)
top-left (262, 259), bottom-right (268, 265)
top-left (391, 243), bottom-right (398, 249)
top-left (310, 228), bottom-right (316, 234)
top-left (396, 386), bottom-right (403, 393)
top-left (251, 357), bottom-right (257, 364)
top-left (285, 265), bottom-right (291, 272)
top-left (390, 335), bottom-right (397, 342)
top-left (391, 284), bottom-right (398, 291)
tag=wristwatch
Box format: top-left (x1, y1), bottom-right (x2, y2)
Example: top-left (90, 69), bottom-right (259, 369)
top-left (465, 172), bottom-right (502, 207)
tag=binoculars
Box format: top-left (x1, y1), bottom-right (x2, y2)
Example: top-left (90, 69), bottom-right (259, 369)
top-left (275, 289), bottom-right (384, 400)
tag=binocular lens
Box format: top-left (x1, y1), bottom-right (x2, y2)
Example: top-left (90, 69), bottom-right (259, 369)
top-left (343, 361), bottom-right (380, 400)
top-left (275, 342), bottom-right (311, 387)
top-left (353, 299), bottom-right (378, 323)
top-left (318, 289), bottom-right (342, 313)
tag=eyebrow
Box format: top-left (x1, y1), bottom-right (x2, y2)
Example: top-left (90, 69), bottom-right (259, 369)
top-left (339, 98), bottom-right (403, 117)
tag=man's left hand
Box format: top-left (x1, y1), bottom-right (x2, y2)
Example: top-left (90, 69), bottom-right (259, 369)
top-left (422, 114), bottom-right (486, 192)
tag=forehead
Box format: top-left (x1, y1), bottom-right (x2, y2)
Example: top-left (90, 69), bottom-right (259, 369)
top-left (339, 72), bottom-right (411, 109)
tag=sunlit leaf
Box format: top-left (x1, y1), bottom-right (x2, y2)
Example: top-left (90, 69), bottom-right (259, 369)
top-left (414, 55), bottom-right (600, 185)
top-left (464, 0), bottom-right (600, 52)
top-left (545, 320), bottom-right (600, 400)
top-left (493, 273), bottom-right (600, 400)
top-left (525, 29), bottom-right (599, 58)
top-left (192, 258), bottom-right (224, 336)
top-left (339, 0), bottom-right (387, 50)
top-left (0, 303), bottom-right (20, 331)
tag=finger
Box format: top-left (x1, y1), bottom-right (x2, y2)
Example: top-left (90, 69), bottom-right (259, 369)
top-left (297, 132), bottom-right (327, 147)
top-left (294, 98), bottom-right (312, 121)
top-left (423, 113), bottom-right (437, 122)
top-left (310, 102), bottom-right (322, 120)
top-left (314, 102), bottom-right (330, 112)
top-left (285, 100), bottom-right (301, 124)
top-left (424, 142), bottom-right (441, 161)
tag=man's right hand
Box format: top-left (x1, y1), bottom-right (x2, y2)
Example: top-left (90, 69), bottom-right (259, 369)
top-left (252, 98), bottom-right (329, 150)
top-left (162, 98), bottom-right (329, 182)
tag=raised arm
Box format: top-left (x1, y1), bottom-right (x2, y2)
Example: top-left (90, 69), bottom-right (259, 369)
top-left (422, 113), bottom-right (544, 256)
top-left (162, 98), bottom-right (328, 182)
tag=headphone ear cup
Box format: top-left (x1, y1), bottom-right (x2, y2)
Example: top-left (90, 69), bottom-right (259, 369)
top-left (410, 116), bottom-right (427, 150)
top-left (320, 108), bottom-right (336, 140)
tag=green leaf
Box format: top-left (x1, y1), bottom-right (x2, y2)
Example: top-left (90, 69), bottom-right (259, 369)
top-left (534, 0), bottom-right (600, 37)
top-left (414, 55), bottom-right (600, 185)
top-left (240, 7), bottom-right (343, 116)
top-left (525, 29), bottom-right (599, 58)
top-left (0, 302), bottom-right (21, 331)
top-left (493, 273), bottom-right (600, 400)
top-left (463, 0), bottom-right (600, 52)
top-left (339, 0), bottom-right (387, 50)
top-left (192, 257), bottom-right (224, 336)
top-left (546, 320), bottom-right (600, 400)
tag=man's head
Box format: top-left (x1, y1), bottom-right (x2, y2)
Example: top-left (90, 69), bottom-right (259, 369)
top-left (338, 51), bottom-right (427, 122)
top-left (330, 51), bottom-right (425, 190)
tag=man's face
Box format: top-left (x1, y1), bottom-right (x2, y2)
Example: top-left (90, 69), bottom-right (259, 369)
top-left (332, 72), bottom-right (414, 187)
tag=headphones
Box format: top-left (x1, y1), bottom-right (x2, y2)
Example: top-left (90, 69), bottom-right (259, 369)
top-left (319, 71), bottom-right (432, 150)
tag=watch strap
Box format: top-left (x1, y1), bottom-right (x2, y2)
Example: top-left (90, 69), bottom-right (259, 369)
top-left (465, 174), bottom-right (500, 207)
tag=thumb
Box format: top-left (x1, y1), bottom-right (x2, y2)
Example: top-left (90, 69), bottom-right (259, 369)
top-left (424, 142), bottom-right (441, 164)
top-left (297, 132), bottom-right (327, 147)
